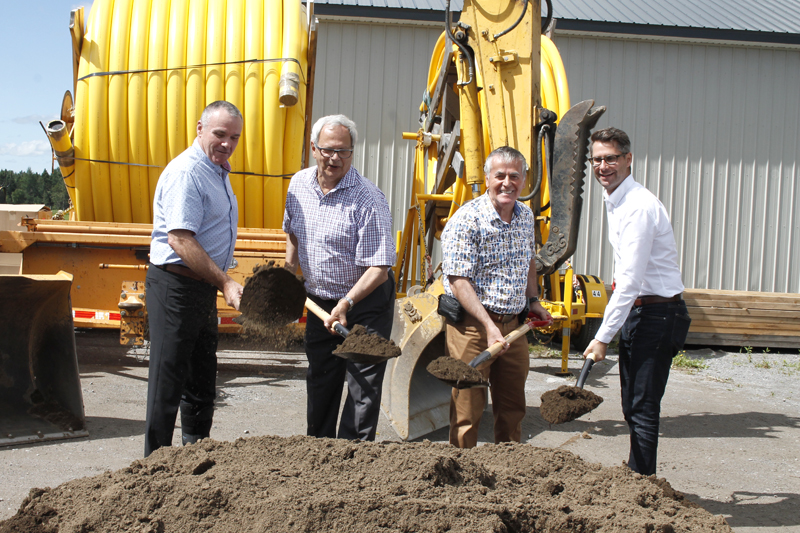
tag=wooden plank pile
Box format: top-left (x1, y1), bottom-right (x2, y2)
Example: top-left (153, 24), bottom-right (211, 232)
top-left (684, 289), bottom-right (800, 349)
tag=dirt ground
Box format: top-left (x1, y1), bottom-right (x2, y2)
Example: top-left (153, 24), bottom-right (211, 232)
top-left (1, 333), bottom-right (798, 532)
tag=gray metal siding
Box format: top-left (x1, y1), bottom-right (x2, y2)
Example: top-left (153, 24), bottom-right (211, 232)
top-left (311, 19), bottom-right (800, 294)
top-left (555, 34), bottom-right (800, 293)
top-left (311, 20), bottom-right (443, 238)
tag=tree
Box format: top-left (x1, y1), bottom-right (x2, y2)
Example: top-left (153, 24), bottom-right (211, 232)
top-left (0, 167), bottom-right (70, 210)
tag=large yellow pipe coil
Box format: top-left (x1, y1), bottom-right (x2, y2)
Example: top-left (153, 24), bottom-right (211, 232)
top-left (70, 0), bottom-right (308, 228)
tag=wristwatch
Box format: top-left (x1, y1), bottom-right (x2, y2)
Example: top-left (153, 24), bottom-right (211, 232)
top-left (340, 296), bottom-right (355, 308)
top-left (528, 296), bottom-right (540, 306)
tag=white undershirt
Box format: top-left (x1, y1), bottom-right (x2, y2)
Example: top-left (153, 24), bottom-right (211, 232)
top-left (595, 175), bottom-right (685, 344)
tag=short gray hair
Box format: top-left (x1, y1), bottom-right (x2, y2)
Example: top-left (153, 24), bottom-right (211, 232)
top-left (483, 146), bottom-right (528, 176)
top-left (201, 101), bottom-right (243, 126)
top-left (311, 114), bottom-right (358, 146)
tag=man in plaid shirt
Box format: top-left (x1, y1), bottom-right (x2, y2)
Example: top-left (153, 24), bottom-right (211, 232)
top-left (283, 114), bottom-right (396, 441)
top-left (441, 146), bottom-right (551, 448)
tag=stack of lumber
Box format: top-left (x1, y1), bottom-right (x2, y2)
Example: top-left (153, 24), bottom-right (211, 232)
top-left (684, 289), bottom-right (800, 349)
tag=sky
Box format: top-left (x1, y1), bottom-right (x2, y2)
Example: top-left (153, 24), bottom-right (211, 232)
top-left (1, 1), bottom-right (93, 173)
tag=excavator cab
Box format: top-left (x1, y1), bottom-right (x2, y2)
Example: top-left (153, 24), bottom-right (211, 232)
top-left (0, 272), bottom-right (87, 446)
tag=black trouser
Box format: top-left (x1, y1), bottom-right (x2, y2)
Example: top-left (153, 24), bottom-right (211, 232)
top-left (619, 300), bottom-right (691, 475)
top-left (144, 264), bottom-right (219, 457)
top-left (304, 276), bottom-right (395, 441)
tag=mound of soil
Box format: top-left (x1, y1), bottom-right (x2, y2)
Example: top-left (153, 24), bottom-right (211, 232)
top-left (332, 324), bottom-right (402, 365)
top-left (539, 385), bottom-right (604, 425)
top-left (427, 356), bottom-right (488, 388)
top-left (238, 262), bottom-right (306, 331)
top-left (0, 436), bottom-right (730, 533)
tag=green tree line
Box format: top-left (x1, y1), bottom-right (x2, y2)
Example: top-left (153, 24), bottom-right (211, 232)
top-left (0, 168), bottom-right (71, 211)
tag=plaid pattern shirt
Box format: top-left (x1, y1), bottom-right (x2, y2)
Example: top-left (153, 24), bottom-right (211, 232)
top-left (441, 194), bottom-right (536, 315)
top-left (283, 165), bottom-right (396, 300)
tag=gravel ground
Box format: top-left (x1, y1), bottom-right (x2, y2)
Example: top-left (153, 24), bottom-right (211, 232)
top-left (1, 339), bottom-right (799, 532)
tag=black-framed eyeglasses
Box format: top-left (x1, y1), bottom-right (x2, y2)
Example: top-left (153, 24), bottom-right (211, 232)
top-left (316, 146), bottom-right (353, 159)
top-left (590, 153), bottom-right (627, 167)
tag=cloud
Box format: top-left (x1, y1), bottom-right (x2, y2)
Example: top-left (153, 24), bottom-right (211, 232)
top-left (0, 141), bottom-right (51, 157)
top-left (11, 115), bottom-right (54, 125)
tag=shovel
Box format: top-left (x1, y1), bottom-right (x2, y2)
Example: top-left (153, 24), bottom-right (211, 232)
top-left (539, 353), bottom-right (604, 424)
top-left (304, 298), bottom-right (401, 365)
top-left (428, 319), bottom-right (552, 389)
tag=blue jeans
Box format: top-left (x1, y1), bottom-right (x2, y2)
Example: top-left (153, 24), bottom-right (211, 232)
top-left (619, 300), bottom-right (691, 475)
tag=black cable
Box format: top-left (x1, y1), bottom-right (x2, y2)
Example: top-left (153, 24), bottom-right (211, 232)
top-left (494, 0), bottom-right (529, 40)
top-left (77, 57), bottom-right (303, 83)
top-left (541, 0), bottom-right (553, 34)
top-left (446, 0), bottom-right (474, 86)
top-left (67, 156), bottom-right (293, 178)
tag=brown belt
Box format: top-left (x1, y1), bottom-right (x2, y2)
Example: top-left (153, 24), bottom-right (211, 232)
top-left (485, 309), bottom-right (518, 324)
top-left (634, 294), bottom-right (682, 307)
top-left (155, 263), bottom-right (206, 283)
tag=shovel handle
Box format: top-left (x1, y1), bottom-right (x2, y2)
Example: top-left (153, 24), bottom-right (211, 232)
top-left (576, 353), bottom-right (597, 389)
top-left (304, 298), bottom-right (350, 338)
top-left (469, 319), bottom-right (541, 368)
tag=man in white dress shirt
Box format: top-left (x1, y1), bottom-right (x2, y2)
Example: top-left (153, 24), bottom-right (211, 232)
top-left (583, 127), bottom-right (692, 476)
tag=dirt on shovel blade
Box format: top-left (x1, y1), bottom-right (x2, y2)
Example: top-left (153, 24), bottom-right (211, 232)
top-left (332, 324), bottom-right (401, 364)
top-left (539, 385), bottom-right (604, 425)
top-left (238, 261), bottom-right (306, 331)
top-left (427, 356), bottom-right (488, 387)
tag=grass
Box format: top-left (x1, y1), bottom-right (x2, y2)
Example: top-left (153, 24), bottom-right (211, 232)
top-left (528, 343), bottom-right (561, 358)
top-left (671, 351), bottom-right (708, 372)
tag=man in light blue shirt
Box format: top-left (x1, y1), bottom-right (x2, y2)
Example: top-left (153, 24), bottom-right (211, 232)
top-left (145, 101), bottom-right (244, 457)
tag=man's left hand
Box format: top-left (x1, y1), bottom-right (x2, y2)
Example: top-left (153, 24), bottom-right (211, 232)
top-left (222, 279), bottom-right (244, 311)
top-left (584, 339), bottom-right (608, 362)
top-left (324, 299), bottom-right (350, 335)
top-left (528, 301), bottom-right (553, 324)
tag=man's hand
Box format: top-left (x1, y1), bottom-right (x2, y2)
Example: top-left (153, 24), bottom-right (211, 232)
top-left (222, 278), bottom-right (244, 311)
top-left (584, 339), bottom-right (608, 362)
top-left (527, 301), bottom-right (553, 324)
top-left (324, 299), bottom-right (350, 335)
top-left (485, 322), bottom-right (509, 357)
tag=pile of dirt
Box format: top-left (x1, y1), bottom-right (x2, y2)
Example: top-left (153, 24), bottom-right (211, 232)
top-left (332, 324), bottom-right (402, 364)
top-left (0, 436), bottom-right (730, 533)
top-left (539, 385), bottom-right (604, 425)
top-left (238, 262), bottom-right (306, 331)
top-left (427, 356), bottom-right (488, 388)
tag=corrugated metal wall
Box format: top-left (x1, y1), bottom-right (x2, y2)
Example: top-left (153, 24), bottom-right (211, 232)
top-left (311, 20), bottom-right (443, 242)
top-left (312, 19), bottom-right (800, 294)
top-left (555, 34), bottom-right (800, 293)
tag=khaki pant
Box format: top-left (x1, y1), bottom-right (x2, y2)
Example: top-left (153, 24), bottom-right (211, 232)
top-left (446, 312), bottom-right (530, 448)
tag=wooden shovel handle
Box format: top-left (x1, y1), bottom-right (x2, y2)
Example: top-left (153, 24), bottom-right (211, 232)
top-left (304, 298), bottom-right (350, 337)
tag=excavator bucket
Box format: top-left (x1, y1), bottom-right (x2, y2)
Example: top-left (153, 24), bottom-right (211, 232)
top-left (382, 283), bottom-right (453, 440)
top-left (0, 272), bottom-right (88, 446)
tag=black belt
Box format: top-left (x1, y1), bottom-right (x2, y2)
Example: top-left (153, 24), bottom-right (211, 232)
top-left (485, 309), bottom-right (518, 324)
top-left (634, 294), bottom-right (682, 307)
top-left (154, 263), bottom-right (206, 283)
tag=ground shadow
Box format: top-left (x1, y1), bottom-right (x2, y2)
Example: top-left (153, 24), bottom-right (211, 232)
top-left (684, 490), bottom-right (800, 528)
top-left (526, 411), bottom-right (800, 440)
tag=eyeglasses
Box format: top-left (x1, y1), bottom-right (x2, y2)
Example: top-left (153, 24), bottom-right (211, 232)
top-left (316, 146), bottom-right (353, 159)
top-left (590, 153), bottom-right (627, 167)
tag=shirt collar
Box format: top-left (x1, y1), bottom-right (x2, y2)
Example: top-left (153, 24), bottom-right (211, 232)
top-left (481, 193), bottom-right (521, 223)
top-left (603, 174), bottom-right (635, 208)
top-left (191, 139), bottom-right (232, 173)
top-left (309, 166), bottom-right (359, 194)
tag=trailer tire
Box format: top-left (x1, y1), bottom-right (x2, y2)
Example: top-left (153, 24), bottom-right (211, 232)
top-left (572, 317), bottom-right (602, 352)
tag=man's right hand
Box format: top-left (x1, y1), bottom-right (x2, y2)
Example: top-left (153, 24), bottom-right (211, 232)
top-left (485, 322), bottom-right (509, 356)
top-left (222, 278), bottom-right (244, 311)
top-left (584, 339), bottom-right (608, 362)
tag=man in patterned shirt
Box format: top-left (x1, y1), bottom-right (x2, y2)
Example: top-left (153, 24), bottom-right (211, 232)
top-left (145, 101), bottom-right (244, 457)
top-left (283, 114), bottom-right (396, 441)
top-left (440, 146), bottom-right (551, 449)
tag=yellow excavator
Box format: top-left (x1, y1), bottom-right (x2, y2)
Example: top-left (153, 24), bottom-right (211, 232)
top-left (381, 0), bottom-right (607, 440)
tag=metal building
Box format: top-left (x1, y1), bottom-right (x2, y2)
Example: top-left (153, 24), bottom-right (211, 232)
top-left (309, 0), bottom-right (800, 294)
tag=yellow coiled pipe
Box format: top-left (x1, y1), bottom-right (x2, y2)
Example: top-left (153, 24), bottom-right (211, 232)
top-left (66, 0), bottom-right (308, 228)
